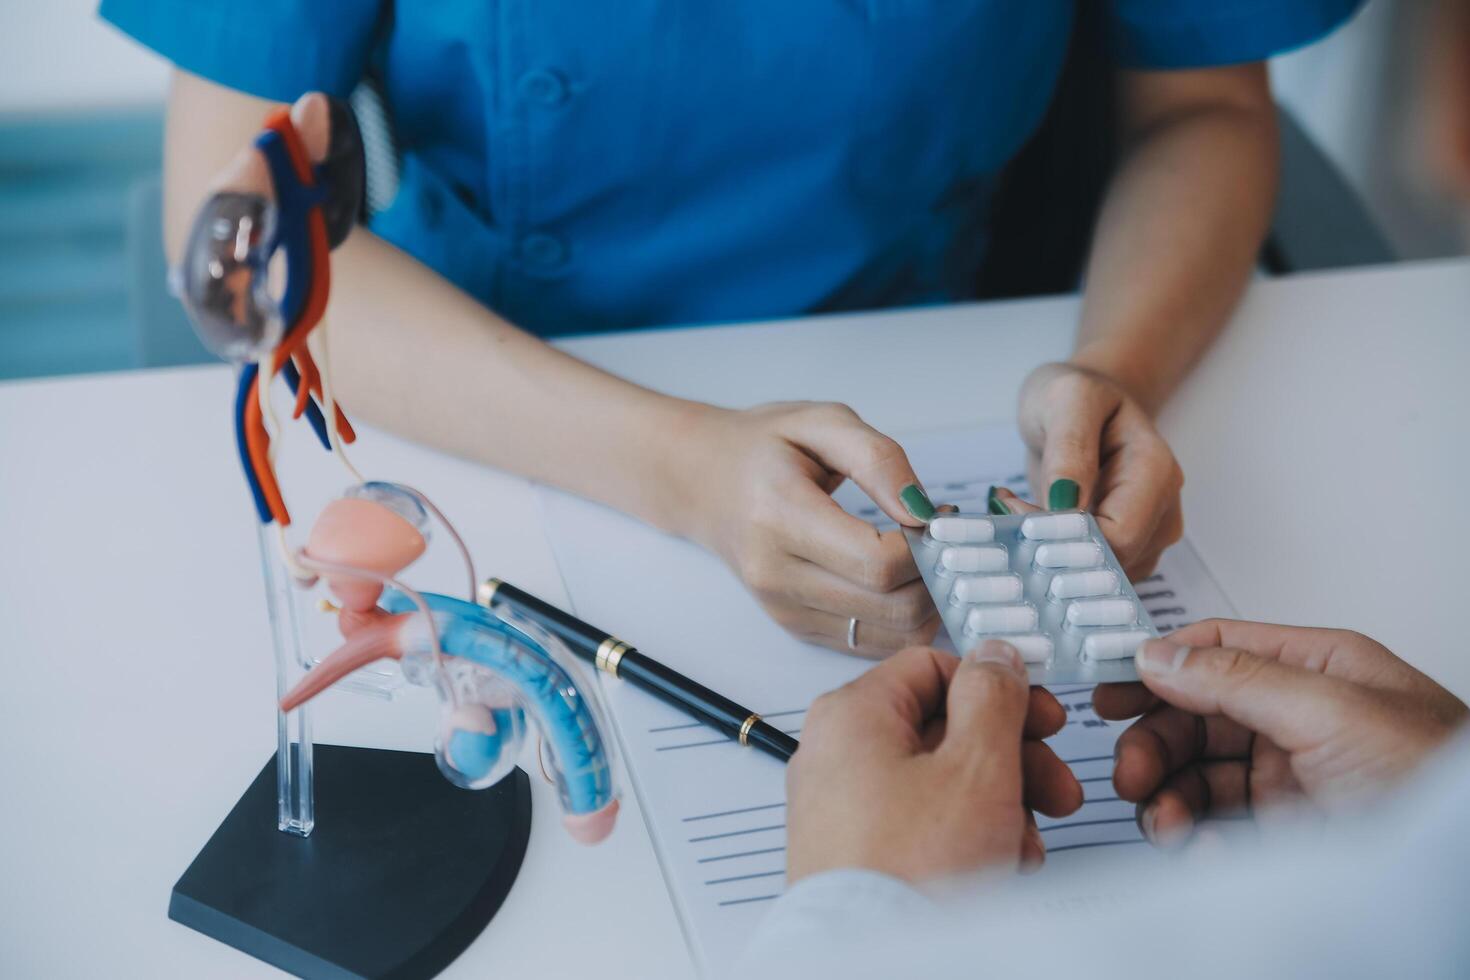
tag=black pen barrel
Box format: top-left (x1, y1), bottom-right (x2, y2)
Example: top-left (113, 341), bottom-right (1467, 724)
top-left (484, 579), bottom-right (605, 665)
top-left (748, 720), bottom-right (798, 761)
top-left (481, 577), bottom-right (800, 762)
top-left (616, 652), bottom-right (750, 736)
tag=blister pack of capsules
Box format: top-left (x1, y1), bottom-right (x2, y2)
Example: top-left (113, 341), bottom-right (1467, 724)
top-left (905, 511), bottom-right (1152, 684)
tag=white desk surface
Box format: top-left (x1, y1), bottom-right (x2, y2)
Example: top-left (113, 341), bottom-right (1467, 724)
top-left (2, 258), bottom-right (1467, 978)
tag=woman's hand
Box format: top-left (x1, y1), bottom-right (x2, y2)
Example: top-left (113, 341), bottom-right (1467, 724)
top-left (1012, 362), bottom-right (1184, 579)
top-left (671, 402), bottom-right (940, 657)
top-left (1095, 619), bottom-right (1469, 847)
top-left (786, 642), bottom-right (1082, 884)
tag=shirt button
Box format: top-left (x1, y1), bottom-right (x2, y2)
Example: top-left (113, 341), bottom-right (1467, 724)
top-left (517, 69), bottom-right (570, 107)
top-left (518, 232), bottom-right (569, 271)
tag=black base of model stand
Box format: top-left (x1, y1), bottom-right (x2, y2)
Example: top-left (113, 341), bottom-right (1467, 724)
top-left (169, 745), bottom-right (532, 979)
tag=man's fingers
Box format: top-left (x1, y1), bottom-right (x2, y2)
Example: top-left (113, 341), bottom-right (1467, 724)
top-left (1025, 687), bottom-right (1068, 739)
top-left (1246, 738), bottom-right (1305, 809)
top-left (1092, 681), bottom-right (1157, 721)
top-left (1161, 619), bottom-right (1438, 699)
top-left (1112, 703), bottom-right (1254, 801)
top-left (940, 641), bottom-right (1030, 795)
top-left (1139, 786), bottom-right (1194, 847)
top-left (1163, 618), bottom-right (1310, 661)
top-left (1023, 740), bottom-right (1085, 817)
top-left (1139, 760), bottom-right (1252, 845)
top-left (1020, 812), bottom-right (1046, 873)
top-left (779, 403), bottom-right (930, 528)
top-left (826, 646), bottom-right (959, 737)
top-left (1155, 760), bottom-right (1252, 824)
top-left (1135, 639), bottom-right (1361, 756)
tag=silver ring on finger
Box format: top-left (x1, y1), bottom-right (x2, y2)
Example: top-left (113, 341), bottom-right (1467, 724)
top-left (846, 617), bottom-right (859, 651)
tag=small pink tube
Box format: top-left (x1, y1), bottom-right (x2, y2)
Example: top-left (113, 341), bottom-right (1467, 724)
top-left (280, 616), bottom-right (408, 710)
top-left (562, 799), bottom-right (620, 845)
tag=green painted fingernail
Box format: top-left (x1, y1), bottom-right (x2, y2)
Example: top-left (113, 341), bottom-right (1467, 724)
top-left (1048, 478), bottom-right (1080, 511)
top-left (987, 485), bottom-right (1011, 516)
top-left (900, 484), bottom-right (936, 522)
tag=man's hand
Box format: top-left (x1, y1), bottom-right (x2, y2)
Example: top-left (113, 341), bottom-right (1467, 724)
top-left (1096, 619), bottom-right (1469, 846)
top-left (785, 642), bottom-right (1083, 884)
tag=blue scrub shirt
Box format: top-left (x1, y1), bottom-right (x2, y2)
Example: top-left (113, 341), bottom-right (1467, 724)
top-left (102, 0), bottom-right (1360, 337)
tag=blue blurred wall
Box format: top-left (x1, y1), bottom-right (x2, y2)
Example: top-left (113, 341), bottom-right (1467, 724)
top-left (0, 110), bottom-right (187, 380)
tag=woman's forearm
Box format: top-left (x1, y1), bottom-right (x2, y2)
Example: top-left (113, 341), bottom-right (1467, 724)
top-left (319, 230), bottom-right (710, 532)
top-left (1073, 65), bottom-right (1279, 415)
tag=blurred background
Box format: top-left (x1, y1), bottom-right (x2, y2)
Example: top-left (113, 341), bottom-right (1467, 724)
top-left (1, 0), bottom-right (1463, 382)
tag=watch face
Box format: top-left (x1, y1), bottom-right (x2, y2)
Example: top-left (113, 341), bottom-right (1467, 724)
top-left (178, 191), bottom-right (283, 362)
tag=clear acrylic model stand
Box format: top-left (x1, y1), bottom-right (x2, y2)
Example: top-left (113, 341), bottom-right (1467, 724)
top-left (259, 523), bottom-right (404, 838)
top-left (167, 521), bottom-right (531, 980)
top-left (261, 523), bottom-right (318, 837)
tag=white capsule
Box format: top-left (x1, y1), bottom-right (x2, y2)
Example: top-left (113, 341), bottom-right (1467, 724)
top-left (939, 545), bottom-right (1009, 574)
top-left (929, 516), bottom-right (995, 544)
top-left (1065, 597), bottom-right (1137, 628)
top-left (1080, 629), bottom-right (1152, 662)
top-left (1033, 541), bottom-right (1104, 569)
top-left (1021, 512), bottom-right (1089, 540)
top-left (966, 604), bottom-right (1038, 634)
top-left (971, 633), bottom-right (1054, 664)
top-left (1047, 569), bottom-right (1120, 600)
top-left (950, 573), bottom-right (1023, 605)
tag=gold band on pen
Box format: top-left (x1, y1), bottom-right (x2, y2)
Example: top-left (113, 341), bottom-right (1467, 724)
top-left (596, 639), bottom-right (629, 677)
top-left (476, 577), bottom-right (503, 608)
top-left (738, 713), bottom-right (761, 747)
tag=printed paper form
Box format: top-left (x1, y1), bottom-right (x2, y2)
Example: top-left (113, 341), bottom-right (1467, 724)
top-left (538, 424), bottom-right (1237, 974)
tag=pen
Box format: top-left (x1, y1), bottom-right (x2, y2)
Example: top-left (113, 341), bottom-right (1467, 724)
top-left (477, 578), bottom-right (799, 763)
